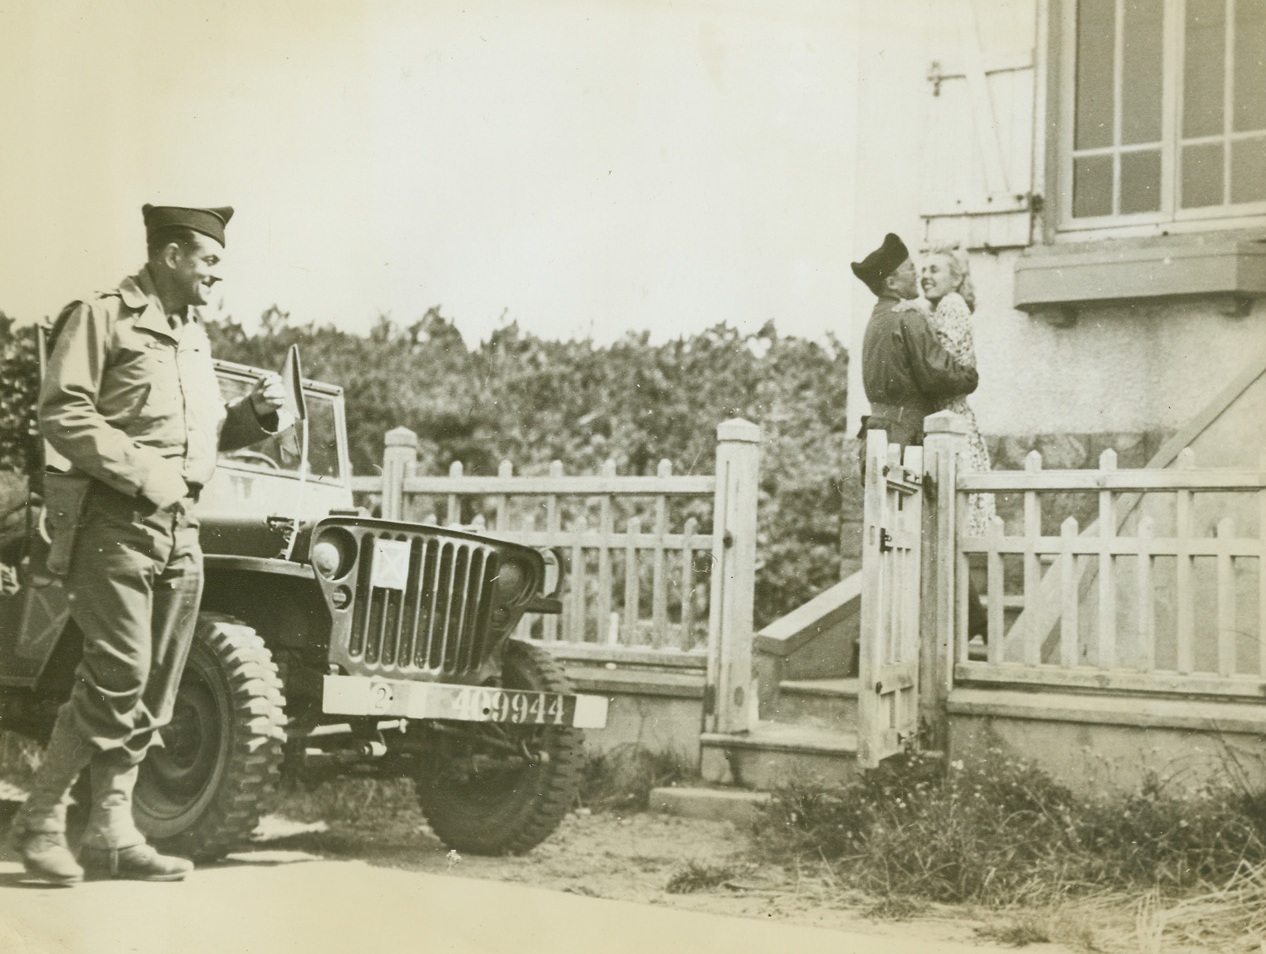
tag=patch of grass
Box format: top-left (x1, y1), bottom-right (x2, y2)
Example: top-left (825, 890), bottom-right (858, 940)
top-left (1131, 860), bottom-right (1266, 952)
top-left (580, 743), bottom-right (696, 812)
top-left (862, 896), bottom-right (928, 920)
top-left (666, 860), bottom-right (739, 894)
top-left (275, 775), bottom-right (425, 829)
top-left (753, 747), bottom-right (1266, 909)
top-left (0, 731), bottom-right (39, 787)
top-left (975, 914), bottom-right (1054, 947)
top-left (273, 744), bottom-right (695, 837)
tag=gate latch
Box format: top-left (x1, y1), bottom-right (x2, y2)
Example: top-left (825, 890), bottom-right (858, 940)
top-left (878, 528), bottom-right (894, 553)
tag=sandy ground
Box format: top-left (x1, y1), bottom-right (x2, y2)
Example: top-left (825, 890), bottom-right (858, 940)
top-left (251, 790), bottom-right (1082, 952)
top-left (0, 774), bottom-right (1226, 953)
top-left (0, 789), bottom-right (1082, 954)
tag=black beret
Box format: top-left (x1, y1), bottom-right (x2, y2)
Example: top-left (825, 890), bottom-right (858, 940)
top-left (142, 204), bottom-right (234, 246)
top-left (850, 233), bottom-right (909, 290)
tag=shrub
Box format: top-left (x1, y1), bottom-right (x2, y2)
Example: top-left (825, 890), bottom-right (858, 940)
top-left (754, 748), bottom-right (1266, 907)
top-left (0, 305), bottom-right (857, 627)
top-left (0, 314), bottom-right (38, 473)
top-left (205, 311), bottom-right (854, 627)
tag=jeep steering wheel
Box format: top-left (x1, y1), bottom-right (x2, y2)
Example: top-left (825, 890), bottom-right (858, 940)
top-left (225, 449), bottom-right (281, 470)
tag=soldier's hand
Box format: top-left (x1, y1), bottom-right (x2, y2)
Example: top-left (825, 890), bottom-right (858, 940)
top-left (140, 460), bottom-right (188, 510)
top-left (894, 298), bottom-right (932, 315)
top-left (249, 373), bottom-right (286, 418)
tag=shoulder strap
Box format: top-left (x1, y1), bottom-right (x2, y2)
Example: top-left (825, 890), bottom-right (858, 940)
top-left (44, 300), bottom-right (87, 356)
top-left (44, 285), bottom-right (127, 353)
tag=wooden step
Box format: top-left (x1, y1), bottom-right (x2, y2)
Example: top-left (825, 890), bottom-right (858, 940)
top-left (762, 677), bottom-right (859, 729)
top-left (700, 720), bottom-right (859, 789)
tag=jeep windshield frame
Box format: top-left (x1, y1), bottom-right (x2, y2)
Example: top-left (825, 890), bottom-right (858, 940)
top-left (213, 359), bottom-right (352, 488)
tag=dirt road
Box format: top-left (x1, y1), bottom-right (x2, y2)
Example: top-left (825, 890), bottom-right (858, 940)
top-left (0, 846), bottom-right (1067, 954)
top-left (0, 791), bottom-right (1077, 954)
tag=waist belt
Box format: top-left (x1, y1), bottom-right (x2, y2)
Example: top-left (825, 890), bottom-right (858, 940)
top-left (867, 402), bottom-right (924, 423)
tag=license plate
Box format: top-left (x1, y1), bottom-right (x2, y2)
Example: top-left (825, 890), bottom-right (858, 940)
top-left (452, 686), bottom-right (575, 725)
top-left (322, 675), bottom-right (609, 728)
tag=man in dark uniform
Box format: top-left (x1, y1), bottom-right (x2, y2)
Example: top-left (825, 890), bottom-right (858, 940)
top-left (853, 232), bottom-right (978, 447)
top-left (11, 204), bottom-right (284, 884)
top-left (851, 232), bottom-right (987, 637)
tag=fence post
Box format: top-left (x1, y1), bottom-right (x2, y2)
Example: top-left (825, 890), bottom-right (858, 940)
top-left (705, 418), bottom-right (762, 735)
top-left (919, 411), bottom-right (967, 751)
top-left (381, 426), bottom-right (418, 521)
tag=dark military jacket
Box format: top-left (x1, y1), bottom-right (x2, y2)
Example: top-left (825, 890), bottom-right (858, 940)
top-left (40, 267), bottom-right (273, 498)
top-left (860, 296), bottom-right (978, 446)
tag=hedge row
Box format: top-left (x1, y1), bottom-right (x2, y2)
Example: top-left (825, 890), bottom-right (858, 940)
top-left (0, 307), bottom-right (858, 625)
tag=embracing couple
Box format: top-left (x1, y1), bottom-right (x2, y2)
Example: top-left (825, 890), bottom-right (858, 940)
top-left (852, 233), bottom-right (993, 641)
top-left (851, 232), bottom-right (996, 539)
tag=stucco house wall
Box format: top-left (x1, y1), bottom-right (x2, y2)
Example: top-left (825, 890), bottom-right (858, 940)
top-left (972, 252), bottom-right (1266, 437)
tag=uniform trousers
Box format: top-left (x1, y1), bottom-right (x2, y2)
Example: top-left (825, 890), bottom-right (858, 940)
top-left (58, 481), bottom-right (204, 766)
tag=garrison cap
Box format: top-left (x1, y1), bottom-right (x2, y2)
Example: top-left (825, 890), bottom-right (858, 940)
top-left (142, 204), bottom-right (234, 246)
top-left (850, 233), bottom-right (909, 290)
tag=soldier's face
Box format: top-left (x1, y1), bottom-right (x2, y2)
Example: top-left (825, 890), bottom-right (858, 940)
top-left (170, 233), bottom-right (225, 308)
top-left (885, 258), bottom-right (918, 300)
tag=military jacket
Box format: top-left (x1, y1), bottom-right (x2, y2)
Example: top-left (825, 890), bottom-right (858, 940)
top-left (861, 296), bottom-right (979, 442)
top-left (39, 267), bottom-right (273, 497)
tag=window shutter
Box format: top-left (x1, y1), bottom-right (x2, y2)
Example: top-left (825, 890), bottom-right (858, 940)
top-left (920, 0), bottom-right (1039, 250)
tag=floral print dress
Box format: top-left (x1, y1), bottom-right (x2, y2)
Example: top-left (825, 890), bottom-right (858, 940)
top-left (926, 292), bottom-right (997, 537)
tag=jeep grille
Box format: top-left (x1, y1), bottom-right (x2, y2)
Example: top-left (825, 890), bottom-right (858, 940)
top-left (346, 531), bottom-right (500, 677)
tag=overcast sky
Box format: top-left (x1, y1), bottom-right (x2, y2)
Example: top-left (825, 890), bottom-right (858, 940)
top-left (0, 0), bottom-right (859, 344)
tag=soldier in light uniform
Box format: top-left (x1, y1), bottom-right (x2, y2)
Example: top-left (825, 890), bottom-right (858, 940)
top-left (12, 204), bottom-right (284, 884)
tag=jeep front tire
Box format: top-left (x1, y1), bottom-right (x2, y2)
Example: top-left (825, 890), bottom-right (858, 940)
top-left (133, 614), bottom-right (286, 861)
top-left (413, 640), bottom-right (584, 855)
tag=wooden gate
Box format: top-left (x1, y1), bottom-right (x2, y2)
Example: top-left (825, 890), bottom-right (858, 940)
top-left (858, 431), bottom-right (925, 768)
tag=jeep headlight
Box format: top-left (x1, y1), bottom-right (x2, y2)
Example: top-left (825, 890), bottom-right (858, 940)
top-left (311, 527), bottom-right (356, 579)
top-left (492, 556), bottom-right (533, 604)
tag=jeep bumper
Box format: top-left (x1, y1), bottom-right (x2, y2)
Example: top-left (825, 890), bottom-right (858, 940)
top-left (323, 675), bottom-right (609, 729)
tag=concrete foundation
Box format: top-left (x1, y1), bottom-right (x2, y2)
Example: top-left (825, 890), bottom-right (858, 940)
top-left (648, 786), bottom-right (771, 827)
top-left (949, 688), bottom-right (1266, 796)
top-left (567, 663), bottom-right (706, 768)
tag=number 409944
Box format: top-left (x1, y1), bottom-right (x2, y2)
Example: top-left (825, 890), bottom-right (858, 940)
top-left (453, 686), bottom-right (569, 725)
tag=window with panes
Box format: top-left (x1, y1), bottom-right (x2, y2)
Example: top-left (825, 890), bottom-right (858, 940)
top-left (1063, 0), bottom-right (1266, 231)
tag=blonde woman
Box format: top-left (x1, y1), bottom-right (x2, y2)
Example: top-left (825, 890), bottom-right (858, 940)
top-left (907, 242), bottom-right (996, 537)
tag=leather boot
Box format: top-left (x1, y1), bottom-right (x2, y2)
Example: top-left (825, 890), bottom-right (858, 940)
top-left (78, 756), bottom-right (192, 882)
top-left (80, 843), bottom-right (193, 882)
top-left (80, 753), bottom-right (146, 853)
top-left (10, 723), bottom-right (94, 885)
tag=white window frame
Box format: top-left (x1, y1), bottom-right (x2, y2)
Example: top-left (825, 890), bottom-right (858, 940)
top-left (1054, 0), bottom-right (1266, 241)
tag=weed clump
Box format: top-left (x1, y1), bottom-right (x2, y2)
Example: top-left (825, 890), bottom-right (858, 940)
top-left (666, 861), bottom-right (739, 894)
top-left (278, 775), bottom-right (424, 829)
top-left (754, 748), bottom-right (1266, 907)
top-left (0, 732), bottom-right (39, 787)
top-left (580, 743), bottom-right (694, 812)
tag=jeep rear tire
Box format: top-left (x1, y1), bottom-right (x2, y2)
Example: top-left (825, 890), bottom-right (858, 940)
top-left (133, 614), bottom-right (286, 862)
top-left (414, 640), bottom-right (583, 855)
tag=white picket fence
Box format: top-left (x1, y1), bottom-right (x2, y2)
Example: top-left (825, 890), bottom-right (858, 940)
top-left (945, 445), bottom-right (1266, 697)
top-left (349, 422), bottom-right (760, 674)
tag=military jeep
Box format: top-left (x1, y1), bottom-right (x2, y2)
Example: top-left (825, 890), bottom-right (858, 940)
top-left (0, 358), bottom-right (606, 860)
